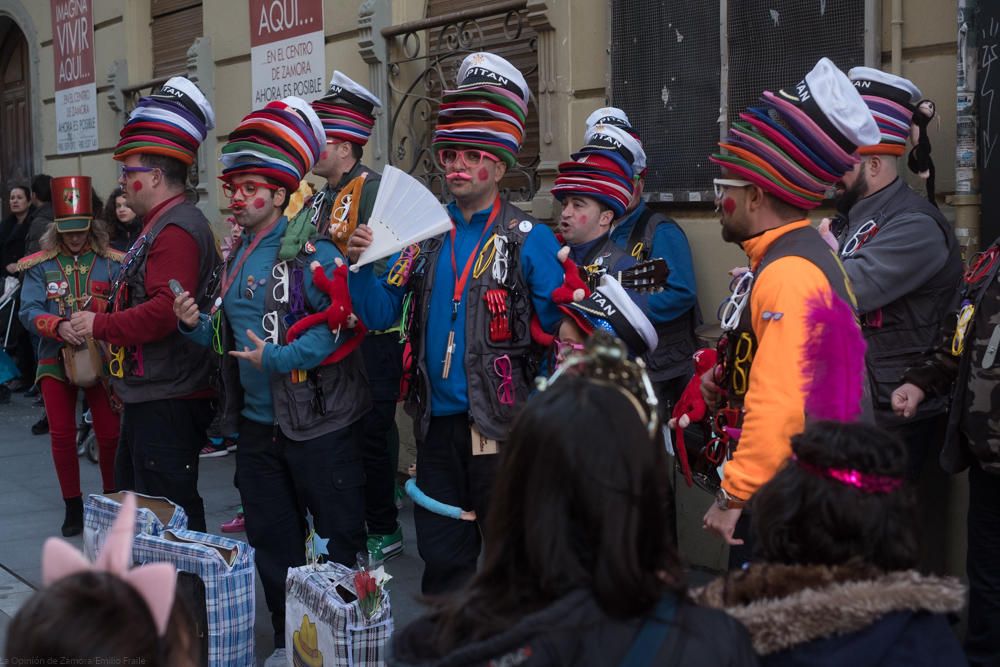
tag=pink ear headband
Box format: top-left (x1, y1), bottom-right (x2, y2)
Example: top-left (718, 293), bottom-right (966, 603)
top-left (41, 493), bottom-right (177, 636)
top-left (792, 455), bottom-right (904, 494)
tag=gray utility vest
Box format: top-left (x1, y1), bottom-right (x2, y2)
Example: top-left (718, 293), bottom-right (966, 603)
top-left (724, 225), bottom-right (856, 414)
top-left (215, 237), bottom-right (371, 441)
top-left (624, 208), bottom-right (701, 382)
top-left (112, 199), bottom-right (220, 403)
top-left (406, 200), bottom-right (536, 442)
top-left (841, 178), bottom-right (961, 418)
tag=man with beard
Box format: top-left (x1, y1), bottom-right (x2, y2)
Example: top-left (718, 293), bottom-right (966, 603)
top-left (173, 96), bottom-right (369, 667)
top-left (820, 68), bottom-right (961, 478)
top-left (700, 58), bottom-right (878, 562)
top-left (346, 52), bottom-right (565, 594)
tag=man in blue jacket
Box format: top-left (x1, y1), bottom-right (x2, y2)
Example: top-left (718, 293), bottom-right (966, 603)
top-left (347, 52), bottom-right (564, 594)
top-left (173, 96), bottom-right (369, 667)
top-left (592, 108), bottom-right (700, 415)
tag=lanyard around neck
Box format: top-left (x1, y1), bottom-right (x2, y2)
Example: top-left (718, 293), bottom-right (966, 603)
top-left (448, 198), bottom-right (501, 319)
top-left (214, 218), bottom-right (280, 313)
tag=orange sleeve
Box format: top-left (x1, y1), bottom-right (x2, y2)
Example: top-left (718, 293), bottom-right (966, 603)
top-left (721, 256), bottom-right (832, 500)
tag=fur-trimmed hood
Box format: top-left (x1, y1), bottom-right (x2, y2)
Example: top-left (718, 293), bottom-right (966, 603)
top-left (690, 563), bottom-right (965, 656)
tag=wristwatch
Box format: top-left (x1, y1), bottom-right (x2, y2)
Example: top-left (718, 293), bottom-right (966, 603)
top-left (715, 487), bottom-right (746, 511)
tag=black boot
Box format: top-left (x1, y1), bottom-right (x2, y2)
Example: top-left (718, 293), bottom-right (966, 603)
top-left (62, 496), bottom-right (83, 537)
top-left (31, 414), bottom-right (49, 435)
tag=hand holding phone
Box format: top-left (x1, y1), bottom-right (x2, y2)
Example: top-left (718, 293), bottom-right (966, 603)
top-left (170, 279), bottom-right (201, 328)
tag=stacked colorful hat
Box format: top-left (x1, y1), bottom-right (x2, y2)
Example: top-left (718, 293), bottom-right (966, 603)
top-left (311, 71), bottom-right (382, 146)
top-left (114, 77), bottom-right (215, 166)
top-left (51, 176), bottom-right (93, 233)
top-left (220, 96), bottom-right (325, 192)
top-left (560, 274), bottom-right (658, 356)
top-left (710, 57), bottom-right (880, 210)
top-left (584, 107), bottom-right (647, 177)
top-left (552, 127), bottom-right (637, 218)
top-left (848, 67), bottom-right (922, 156)
top-left (432, 52), bottom-right (531, 168)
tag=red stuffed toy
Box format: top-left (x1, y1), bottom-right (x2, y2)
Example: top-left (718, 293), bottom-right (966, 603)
top-left (285, 257), bottom-right (366, 364)
top-left (670, 347), bottom-right (717, 487)
top-left (530, 246), bottom-right (591, 346)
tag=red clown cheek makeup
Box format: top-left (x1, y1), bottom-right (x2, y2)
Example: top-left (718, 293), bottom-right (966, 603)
top-left (722, 197), bottom-right (736, 215)
top-left (252, 197), bottom-right (266, 210)
top-left (319, 150), bottom-right (329, 161)
top-left (477, 167), bottom-right (490, 182)
top-left (131, 180), bottom-right (143, 193)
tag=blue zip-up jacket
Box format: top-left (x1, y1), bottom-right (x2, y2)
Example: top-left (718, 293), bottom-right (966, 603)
top-left (349, 200), bottom-right (565, 417)
top-left (182, 216), bottom-right (348, 424)
top-left (610, 202), bottom-right (698, 323)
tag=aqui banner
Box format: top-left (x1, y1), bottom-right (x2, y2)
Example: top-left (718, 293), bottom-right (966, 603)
top-left (249, 0), bottom-right (326, 107)
top-left (51, 0), bottom-right (97, 154)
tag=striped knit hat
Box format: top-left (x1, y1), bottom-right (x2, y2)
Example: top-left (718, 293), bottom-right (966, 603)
top-left (432, 52), bottom-right (530, 168)
top-left (584, 107), bottom-right (647, 177)
top-left (553, 126), bottom-right (637, 218)
top-left (710, 57), bottom-right (880, 210)
top-left (114, 77), bottom-right (214, 166)
top-left (220, 96), bottom-right (325, 192)
top-left (311, 71), bottom-right (382, 146)
top-left (848, 67), bottom-right (922, 156)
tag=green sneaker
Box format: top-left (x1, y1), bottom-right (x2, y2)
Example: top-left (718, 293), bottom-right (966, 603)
top-left (367, 525), bottom-right (404, 562)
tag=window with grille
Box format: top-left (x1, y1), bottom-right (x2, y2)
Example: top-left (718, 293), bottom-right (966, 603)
top-left (610, 0), bottom-right (867, 202)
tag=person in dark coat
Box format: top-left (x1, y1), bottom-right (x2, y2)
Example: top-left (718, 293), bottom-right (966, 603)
top-left (692, 422), bottom-right (966, 666)
top-left (1, 183), bottom-right (36, 392)
top-left (391, 335), bottom-right (758, 667)
top-left (102, 186), bottom-right (141, 253)
top-left (24, 174), bottom-right (53, 255)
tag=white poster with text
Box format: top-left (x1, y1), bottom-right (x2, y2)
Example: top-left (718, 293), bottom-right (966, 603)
top-left (250, 0), bottom-right (325, 106)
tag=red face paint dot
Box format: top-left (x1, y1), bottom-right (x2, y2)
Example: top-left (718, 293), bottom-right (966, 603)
top-left (252, 197), bottom-right (266, 209)
top-left (131, 181), bottom-right (143, 192)
top-left (319, 151), bottom-right (328, 161)
top-left (722, 197), bottom-right (736, 215)
top-left (477, 168), bottom-right (489, 182)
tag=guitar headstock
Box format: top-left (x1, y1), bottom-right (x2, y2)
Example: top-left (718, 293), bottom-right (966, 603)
top-left (617, 258), bottom-right (669, 293)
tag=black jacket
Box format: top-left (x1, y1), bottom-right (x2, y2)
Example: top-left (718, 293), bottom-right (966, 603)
top-left (390, 589), bottom-right (759, 667)
top-left (0, 207), bottom-right (33, 277)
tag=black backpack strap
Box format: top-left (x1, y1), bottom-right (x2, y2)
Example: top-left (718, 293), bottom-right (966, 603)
top-left (618, 595), bottom-right (677, 667)
top-left (625, 207), bottom-right (658, 262)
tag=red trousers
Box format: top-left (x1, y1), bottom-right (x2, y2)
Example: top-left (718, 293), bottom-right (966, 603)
top-left (40, 377), bottom-right (120, 499)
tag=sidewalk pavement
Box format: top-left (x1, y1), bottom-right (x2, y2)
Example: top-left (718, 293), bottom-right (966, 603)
top-left (0, 392), bottom-right (426, 665)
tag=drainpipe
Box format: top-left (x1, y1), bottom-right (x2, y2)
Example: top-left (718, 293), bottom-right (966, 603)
top-left (951, 0), bottom-right (981, 258)
top-left (891, 0), bottom-right (903, 74)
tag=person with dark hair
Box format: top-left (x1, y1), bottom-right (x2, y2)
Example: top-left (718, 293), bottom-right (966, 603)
top-left (17, 176), bottom-right (123, 536)
top-left (699, 59), bottom-right (877, 561)
top-left (174, 95), bottom-right (367, 667)
top-left (892, 236), bottom-right (1000, 666)
top-left (6, 494), bottom-right (199, 666)
top-left (1, 183), bottom-right (36, 394)
top-left (68, 77), bottom-right (220, 533)
top-left (103, 185), bottom-right (142, 252)
top-left (818, 69), bottom-right (961, 482)
top-left (391, 335), bottom-right (757, 666)
top-left (692, 421), bottom-right (965, 665)
top-left (551, 123), bottom-right (638, 288)
top-left (309, 71), bottom-right (404, 563)
top-left (24, 173), bottom-right (53, 254)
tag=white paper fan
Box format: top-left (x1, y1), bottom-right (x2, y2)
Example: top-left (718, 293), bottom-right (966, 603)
top-left (351, 165), bottom-right (452, 270)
